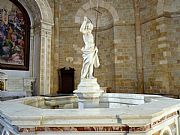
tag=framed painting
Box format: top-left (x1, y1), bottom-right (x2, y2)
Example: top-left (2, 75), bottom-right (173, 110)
top-left (0, 0), bottom-right (30, 70)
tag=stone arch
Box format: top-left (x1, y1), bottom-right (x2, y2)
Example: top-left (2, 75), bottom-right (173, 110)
top-left (75, 0), bottom-right (119, 24)
top-left (18, 0), bottom-right (53, 26)
top-left (17, 0), bottom-right (54, 95)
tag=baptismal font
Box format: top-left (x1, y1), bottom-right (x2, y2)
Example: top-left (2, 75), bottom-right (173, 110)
top-left (73, 16), bottom-right (103, 108)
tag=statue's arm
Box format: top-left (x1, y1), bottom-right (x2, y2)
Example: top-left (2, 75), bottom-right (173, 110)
top-left (80, 17), bottom-right (87, 34)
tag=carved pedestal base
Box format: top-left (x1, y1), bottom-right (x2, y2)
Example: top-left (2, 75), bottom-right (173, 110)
top-left (74, 78), bottom-right (103, 109)
top-left (74, 78), bottom-right (103, 99)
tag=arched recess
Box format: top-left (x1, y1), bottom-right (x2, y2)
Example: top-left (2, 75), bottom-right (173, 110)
top-left (75, 0), bottom-right (119, 24)
top-left (75, 0), bottom-right (118, 89)
top-left (17, 0), bottom-right (54, 95)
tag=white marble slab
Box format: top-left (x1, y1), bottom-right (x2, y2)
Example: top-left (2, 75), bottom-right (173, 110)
top-left (0, 94), bottom-right (180, 134)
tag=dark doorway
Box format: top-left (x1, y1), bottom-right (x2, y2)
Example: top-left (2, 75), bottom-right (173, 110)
top-left (58, 67), bottom-right (75, 94)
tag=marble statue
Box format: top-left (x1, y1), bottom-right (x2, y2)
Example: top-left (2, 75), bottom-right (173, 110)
top-left (80, 16), bottom-right (100, 79)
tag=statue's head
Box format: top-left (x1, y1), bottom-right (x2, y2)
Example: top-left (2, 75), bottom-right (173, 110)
top-left (86, 22), bottom-right (93, 33)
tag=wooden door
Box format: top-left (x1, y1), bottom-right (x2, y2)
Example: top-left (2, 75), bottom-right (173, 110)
top-left (58, 67), bottom-right (75, 94)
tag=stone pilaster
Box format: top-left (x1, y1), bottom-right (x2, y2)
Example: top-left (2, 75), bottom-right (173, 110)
top-left (33, 22), bottom-right (53, 95)
top-left (51, 0), bottom-right (60, 94)
top-left (29, 29), bottom-right (35, 77)
top-left (133, 0), bottom-right (144, 93)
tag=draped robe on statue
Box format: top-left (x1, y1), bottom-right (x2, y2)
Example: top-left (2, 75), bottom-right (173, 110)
top-left (80, 17), bottom-right (100, 79)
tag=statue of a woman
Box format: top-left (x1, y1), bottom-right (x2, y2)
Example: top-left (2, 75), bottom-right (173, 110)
top-left (80, 16), bottom-right (100, 79)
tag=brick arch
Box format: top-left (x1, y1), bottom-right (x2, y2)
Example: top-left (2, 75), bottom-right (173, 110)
top-left (75, 0), bottom-right (119, 24)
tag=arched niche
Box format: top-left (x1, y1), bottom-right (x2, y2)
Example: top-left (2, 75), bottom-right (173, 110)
top-left (75, 0), bottom-right (119, 25)
top-left (1, 0), bottom-right (54, 95)
top-left (75, 0), bottom-right (116, 89)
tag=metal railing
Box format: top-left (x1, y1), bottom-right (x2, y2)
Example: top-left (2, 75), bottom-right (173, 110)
top-left (0, 115), bottom-right (19, 135)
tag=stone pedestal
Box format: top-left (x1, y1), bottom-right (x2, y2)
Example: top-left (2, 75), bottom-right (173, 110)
top-left (74, 78), bottom-right (103, 99)
top-left (74, 78), bottom-right (103, 108)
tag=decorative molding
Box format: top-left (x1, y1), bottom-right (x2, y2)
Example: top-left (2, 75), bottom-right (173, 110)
top-left (160, 126), bottom-right (173, 135)
top-left (18, 111), bottom-right (178, 133)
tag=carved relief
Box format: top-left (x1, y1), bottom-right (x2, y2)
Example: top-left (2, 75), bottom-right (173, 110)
top-left (160, 126), bottom-right (173, 135)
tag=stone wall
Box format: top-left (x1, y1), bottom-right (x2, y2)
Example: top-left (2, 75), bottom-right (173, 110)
top-left (114, 25), bottom-right (136, 93)
top-left (169, 17), bottom-right (180, 96)
top-left (140, 0), bottom-right (180, 96)
top-left (95, 27), bottom-right (114, 90)
top-left (57, 2), bottom-right (115, 91)
top-left (50, 0), bottom-right (137, 93)
top-left (49, 0), bottom-right (179, 97)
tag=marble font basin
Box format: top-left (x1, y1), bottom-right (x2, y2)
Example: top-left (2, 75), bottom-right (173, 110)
top-left (0, 93), bottom-right (180, 135)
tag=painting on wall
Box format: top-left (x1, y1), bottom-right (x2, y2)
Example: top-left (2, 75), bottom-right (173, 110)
top-left (0, 0), bottom-right (30, 70)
